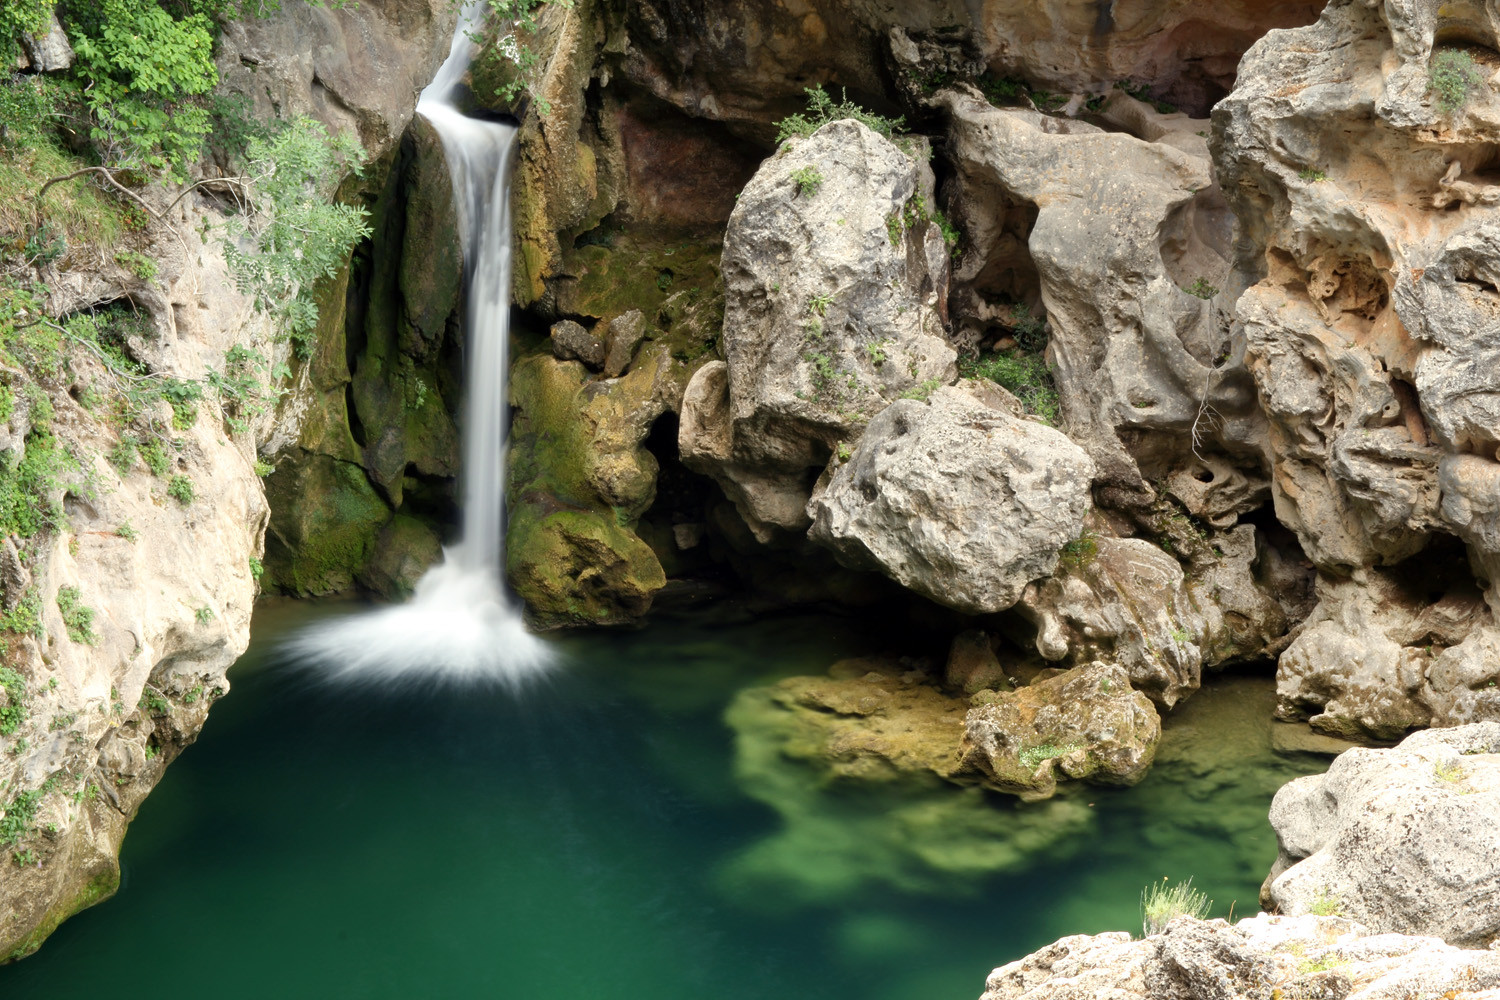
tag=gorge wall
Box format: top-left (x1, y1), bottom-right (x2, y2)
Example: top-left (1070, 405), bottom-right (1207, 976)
top-left (9, 0), bottom-right (1500, 974)
top-left (0, 0), bottom-right (454, 961)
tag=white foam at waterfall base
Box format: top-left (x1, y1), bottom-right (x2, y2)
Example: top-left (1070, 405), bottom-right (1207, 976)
top-left (286, 2), bottom-right (553, 686)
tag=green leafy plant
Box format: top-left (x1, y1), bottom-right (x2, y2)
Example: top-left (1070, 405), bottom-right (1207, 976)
top-left (479, 0), bottom-right (576, 116)
top-left (775, 84), bottom-right (907, 147)
top-left (140, 439), bottom-right (170, 477)
top-left (1185, 278), bottom-right (1218, 300)
top-left (138, 687), bottom-right (169, 716)
top-left (248, 556), bottom-right (264, 580)
top-left (56, 585), bottom-right (98, 645)
top-left (115, 521), bottom-right (138, 542)
top-left (790, 165), bottom-right (823, 197)
top-left (958, 351), bottom-right (1061, 425)
top-left (218, 116), bottom-right (372, 360)
top-left (898, 378), bottom-right (941, 401)
top-left (113, 248), bottom-right (158, 280)
top-left (1429, 49), bottom-right (1484, 116)
top-left (167, 473), bottom-right (194, 505)
top-left (194, 606), bottom-right (213, 625)
top-left (1141, 877), bottom-right (1212, 936)
top-left (0, 666), bottom-right (26, 736)
top-left (1298, 167), bottom-right (1327, 182)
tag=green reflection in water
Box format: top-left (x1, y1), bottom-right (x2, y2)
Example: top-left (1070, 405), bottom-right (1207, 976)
top-left (1, 600), bottom-right (1332, 1000)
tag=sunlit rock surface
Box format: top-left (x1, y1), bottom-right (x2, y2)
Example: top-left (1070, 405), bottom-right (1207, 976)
top-left (1266, 722), bottom-right (1500, 947)
top-left (979, 912), bottom-right (1500, 1000)
top-left (807, 385), bottom-right (1093, 614)
top-left (681, 119), bottom-right (956, 542)
top-left (0, 0), bottom-right (456, 962)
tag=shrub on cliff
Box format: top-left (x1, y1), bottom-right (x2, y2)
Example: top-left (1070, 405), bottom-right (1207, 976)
top-left (1429, 49), bottom-right (1484, 117)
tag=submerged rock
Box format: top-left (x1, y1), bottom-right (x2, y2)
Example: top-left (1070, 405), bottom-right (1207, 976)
top-left (807, 385), bottom-right (1094, 615)
top-left (956, 663), bottom-right (1161, 802)
top-left (721, 657), bottom-right (1096, 905)
top-left (1266, 722), bottom-right (1500, 947)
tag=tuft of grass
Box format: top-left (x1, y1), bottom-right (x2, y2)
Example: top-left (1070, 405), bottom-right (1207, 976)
top-left (958, 351), bottom-right (1061, 425)
top-left (1298, 167), bottom-right (1327, 182)
top-left (1308, 887), bottom-right (1345, 917)
top-left (1142, 877), bottom-right (1212, 936)
top-left (1429, 49), bottom-right (1484, 116)
top-left (194, 606), bottom-right (213, 625)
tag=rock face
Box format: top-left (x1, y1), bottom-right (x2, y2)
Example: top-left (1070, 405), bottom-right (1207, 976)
top-left (1019, 529), bottom-right (1308, 707)
top-left (979, 913), bottom-right (1500, 1000)
top-left (680, 119), bottom-right (956, 542)
top-left (939, 87), bottom-right (1239, 498)
top-left (1266, 723), bottom-right (1500, 947)
top-left (807, 385), bottom-right (1093, 614)
top-left (1214, 0), bottom-right (1500, 737)
top-left (622, 0), bottom-right (1321, 128)
top-left (0, 0), bottom-right (455, 963)
top-left (956, 662), bottom-right (1161, 801)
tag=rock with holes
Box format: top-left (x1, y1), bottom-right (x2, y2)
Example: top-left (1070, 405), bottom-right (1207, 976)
top-left (955, 662), bottom-right (1161, 801)
top-left (1214, 0), bottom-right (1500, 731)
top-left (684, 118), bottom-right (956, 542)
top-left (937, 85), bottom-right (1250, 503)
top-left (1016, 529), bottom-right (1302, 707)
top-left (807, 385), bottom-right (1094, 615)
top-left (1266, 723), bottom-right (1500, 947)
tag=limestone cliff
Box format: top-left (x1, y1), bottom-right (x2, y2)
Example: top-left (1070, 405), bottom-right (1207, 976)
top-left (0, 0), bottom-right (453, 961)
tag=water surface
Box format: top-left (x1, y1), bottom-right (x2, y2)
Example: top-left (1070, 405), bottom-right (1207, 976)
top-left (3, 600), bottom-right (1331, 1000)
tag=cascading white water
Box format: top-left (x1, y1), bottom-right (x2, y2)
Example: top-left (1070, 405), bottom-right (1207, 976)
top-left (287, 5), bottom-right (553, 685)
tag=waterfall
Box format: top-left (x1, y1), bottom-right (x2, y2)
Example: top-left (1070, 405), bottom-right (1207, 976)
top-left (287, 6), bottom-right (553, 685)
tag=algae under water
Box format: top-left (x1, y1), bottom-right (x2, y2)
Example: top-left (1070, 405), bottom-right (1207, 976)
top-left (2, 600), bottom-right (1333, 999)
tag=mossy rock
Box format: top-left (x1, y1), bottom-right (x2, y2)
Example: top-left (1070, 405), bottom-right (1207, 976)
top-left (3, 865), bottom-right (119, 964)
top-left (506, 505), bottom-right (666, 628)
top-left (550, 229), bottom-right (724, 364)
top-left (262, 452), bottom-right (393, 596)
top-left (356, 514), bottom-right (444, 599)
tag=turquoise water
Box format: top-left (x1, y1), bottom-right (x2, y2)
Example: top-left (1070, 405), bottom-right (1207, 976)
top-left (3, 600), bottom-right (1331, 999)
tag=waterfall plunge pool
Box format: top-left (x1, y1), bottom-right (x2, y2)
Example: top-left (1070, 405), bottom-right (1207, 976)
top-left (2, 598), bottom-right (1334, 999)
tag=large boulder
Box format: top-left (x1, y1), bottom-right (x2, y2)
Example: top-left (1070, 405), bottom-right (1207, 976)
top-left (1266, 723), bottom-right (1500, 947)
top-left (681, 118), bottom-right (957, 542)
top-left (955, 662), bottom-right (1161, 801)
top-left (807, 385), bottom-right (1093, 614)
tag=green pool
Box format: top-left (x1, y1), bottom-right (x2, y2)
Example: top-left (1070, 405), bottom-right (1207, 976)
top-left (2, 599), bottom-right (1331, 1000)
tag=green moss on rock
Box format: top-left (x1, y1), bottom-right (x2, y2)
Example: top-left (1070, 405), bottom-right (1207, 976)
top-left (262, 454), bottom-right (393, 597)
top-left (4, 867), bottom-right (119, 964)
top-left (506, 505), bottom-right (666, 628)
